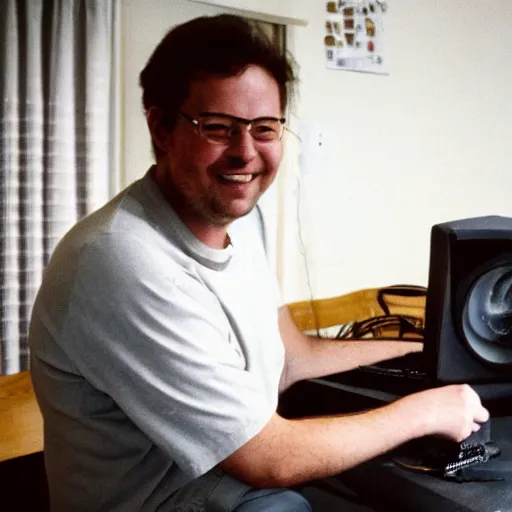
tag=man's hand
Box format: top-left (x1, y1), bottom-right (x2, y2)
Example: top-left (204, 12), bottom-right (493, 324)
top-left (397, 384), bottom-right (490, 442)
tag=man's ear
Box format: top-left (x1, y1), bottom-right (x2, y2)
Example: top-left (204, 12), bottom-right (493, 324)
top-left (146, 106), bottom-right (172, 153)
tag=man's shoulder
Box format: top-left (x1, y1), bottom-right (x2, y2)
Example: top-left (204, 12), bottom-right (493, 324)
top-left (41, 203), bottom-right (197, 317)
top-left (52, 177), bottom-right (186, 266)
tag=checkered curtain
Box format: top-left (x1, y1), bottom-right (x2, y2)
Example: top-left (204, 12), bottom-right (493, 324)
top-left (0, 0), bottom-right (114, 374)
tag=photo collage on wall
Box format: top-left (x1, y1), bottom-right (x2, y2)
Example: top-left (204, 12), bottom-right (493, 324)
top-left (325, 1), bottom-right (388, 74)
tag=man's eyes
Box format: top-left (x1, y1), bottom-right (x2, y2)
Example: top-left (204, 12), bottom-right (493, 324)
top-left (200, 119), bottom-right (280, 140)
top-left (203, 122), bottom-right (232, 132)
top-left (254, 124), bottom-right (276, 133)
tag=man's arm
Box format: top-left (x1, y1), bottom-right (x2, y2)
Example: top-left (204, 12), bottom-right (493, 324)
top-left (219, 384), bottom-right (489, 487)
top-left (219, 305), bottom-right (489, 488)
top-left (278, 305), bottom-right (423, 391)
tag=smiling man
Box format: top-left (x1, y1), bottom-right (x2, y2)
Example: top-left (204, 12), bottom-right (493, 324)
top-left (147, 64), bottom-right (284, 248)
top-left (29, 14), bottom-right (489, 512)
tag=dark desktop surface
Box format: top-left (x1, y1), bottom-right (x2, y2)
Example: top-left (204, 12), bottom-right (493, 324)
top-left (279, 371), bottom-right (512, 512)
top-left (339, 416), bottom-right (512, 512)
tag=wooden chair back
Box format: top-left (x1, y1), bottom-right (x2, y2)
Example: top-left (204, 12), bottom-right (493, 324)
top-left (287, 286), bottom-right (426, 335)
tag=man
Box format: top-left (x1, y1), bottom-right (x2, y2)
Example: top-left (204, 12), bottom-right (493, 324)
top-left (29, 14), bottom-right (489, 512)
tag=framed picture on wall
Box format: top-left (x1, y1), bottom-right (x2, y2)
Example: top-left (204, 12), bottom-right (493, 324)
top-left (325, 1), bottom-right (388, 74)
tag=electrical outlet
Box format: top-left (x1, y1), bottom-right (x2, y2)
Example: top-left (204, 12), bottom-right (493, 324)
top-left (299, 120), bottom-right (325, 177)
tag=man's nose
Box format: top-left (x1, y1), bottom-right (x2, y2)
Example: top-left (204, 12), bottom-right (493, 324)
top-left (227, 128), bottom-right (258, 162)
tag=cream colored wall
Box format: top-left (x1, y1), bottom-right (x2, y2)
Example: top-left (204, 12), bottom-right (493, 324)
top-left (281, 0), bottom-right (512, 303)
top-left (119, 0), bottom-right (512, 304)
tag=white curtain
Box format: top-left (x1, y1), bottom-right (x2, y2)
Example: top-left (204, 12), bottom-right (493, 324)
top-left (0, 0), bottom-right (114, 374)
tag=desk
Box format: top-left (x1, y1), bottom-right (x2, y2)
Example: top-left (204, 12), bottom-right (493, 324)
top-left (340, 416), bottom-right (512, 512)
top-left (280, 379), bottom-right (512, 512)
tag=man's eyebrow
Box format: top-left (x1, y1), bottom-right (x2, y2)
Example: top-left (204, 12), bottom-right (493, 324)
top-left (199, 112), bottom-right (284, 123)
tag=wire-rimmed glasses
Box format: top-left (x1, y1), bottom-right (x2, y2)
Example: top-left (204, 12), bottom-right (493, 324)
top-left (179, 112), bottom-right (286, 145)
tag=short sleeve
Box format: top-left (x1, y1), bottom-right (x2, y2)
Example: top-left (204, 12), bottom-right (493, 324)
top-left (60, 233), bottom-right (276, 478)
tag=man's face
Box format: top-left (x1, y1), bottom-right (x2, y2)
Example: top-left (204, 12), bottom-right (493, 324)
top-left (160, 65), bottom-right (283, 230)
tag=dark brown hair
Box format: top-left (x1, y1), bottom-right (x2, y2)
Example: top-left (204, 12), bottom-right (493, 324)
top-left (139, 14), bottom-right (297, 133)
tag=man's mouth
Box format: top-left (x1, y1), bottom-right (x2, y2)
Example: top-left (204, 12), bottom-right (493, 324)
top-left (219, 174), bottom-right (256, 183)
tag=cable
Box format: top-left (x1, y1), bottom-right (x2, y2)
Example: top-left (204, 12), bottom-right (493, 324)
top-left (294, 171), bottom-right (321, 337)
top-left (285, 124), bottom-right (320, 336)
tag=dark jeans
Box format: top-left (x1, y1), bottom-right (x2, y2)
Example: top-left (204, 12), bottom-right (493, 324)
top-left (160, 467), bottom-right (310, 512)
top-left (161, 467), bottom-right (374, 512)
top-left (233, 488), bottom-right (311, 511)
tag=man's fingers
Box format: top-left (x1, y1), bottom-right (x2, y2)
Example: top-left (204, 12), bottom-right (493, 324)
top-left (466, 386), bottom-right (490, 425)
top-left (475, 406), bottom-right (490, 425)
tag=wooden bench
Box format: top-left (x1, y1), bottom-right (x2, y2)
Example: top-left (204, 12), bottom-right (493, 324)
top-left (0, 371), bottom-right (44, 462)
top-left (0, 370), bottom-right (49, 509)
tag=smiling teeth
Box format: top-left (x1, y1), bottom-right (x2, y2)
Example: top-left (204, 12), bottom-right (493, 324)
top-left (221, 174), bottom-right (253, 183)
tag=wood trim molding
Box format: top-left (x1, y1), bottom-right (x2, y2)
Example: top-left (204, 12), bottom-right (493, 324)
top-left (189, 0), bottom-right (308, 26)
